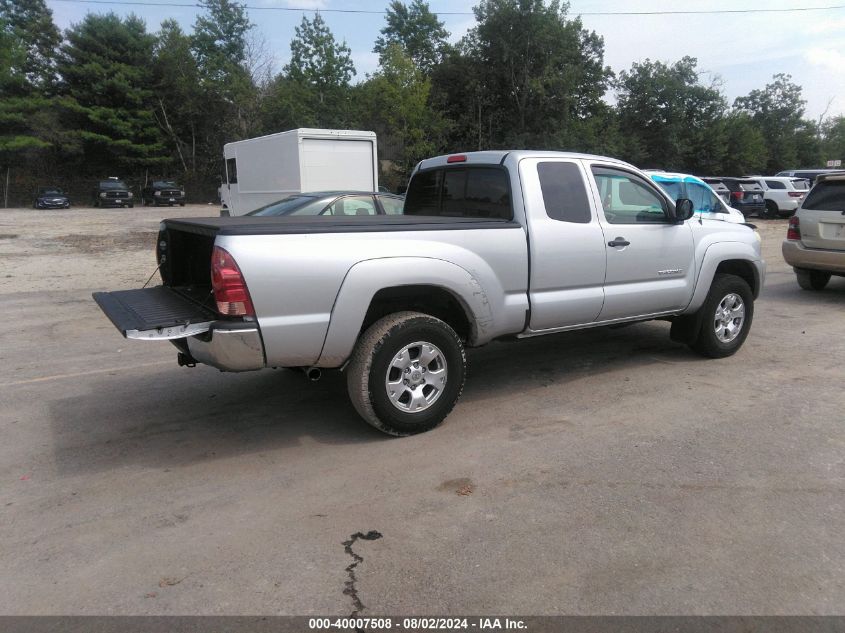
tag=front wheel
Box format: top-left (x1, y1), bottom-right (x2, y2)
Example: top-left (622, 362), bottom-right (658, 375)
top-left (796, 269), bottom-right (831, 291)
top-left (346, 311), bottom-right (466, 436)
top-left (689, 273), bottom-right (754, 358)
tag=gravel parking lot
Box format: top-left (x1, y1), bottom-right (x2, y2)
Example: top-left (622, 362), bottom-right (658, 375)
top-left (1, 205), bottom-right (844, 615)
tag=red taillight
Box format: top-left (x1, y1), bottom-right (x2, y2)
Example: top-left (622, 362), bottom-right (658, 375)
top-left (788, 192), bottom-right (804, 198)
top-left (211, 246), bottom-right (254, 317)
top-left (446, 154), bottom-right (467, 163)
top-left (787, 216), bottom-right (801, 241)
top-left (731, 191), bottom-right (743, 200)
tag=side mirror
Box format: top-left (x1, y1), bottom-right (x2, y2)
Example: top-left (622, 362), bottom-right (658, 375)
top-left (672, 198), bottom-right (695, 223)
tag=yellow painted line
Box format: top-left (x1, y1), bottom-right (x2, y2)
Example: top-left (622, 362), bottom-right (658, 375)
top-left (0, 360), bottom-right (173, 388)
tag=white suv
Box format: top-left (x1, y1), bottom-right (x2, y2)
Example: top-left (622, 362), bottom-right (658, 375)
top-left (749, 176), bottom-right (809, 218)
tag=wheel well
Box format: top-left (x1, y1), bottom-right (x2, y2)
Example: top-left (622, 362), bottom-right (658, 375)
top-left (715, 259), bottom-right (759, 297)
top-left (362, 285), bottom-right (473, 342)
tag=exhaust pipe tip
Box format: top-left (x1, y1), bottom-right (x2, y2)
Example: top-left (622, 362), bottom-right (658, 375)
top-left (306, 367), bottom-right (321, 382)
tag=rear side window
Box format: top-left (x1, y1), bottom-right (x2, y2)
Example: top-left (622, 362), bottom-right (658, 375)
top-left (537, 162), bottom-right (591, 223)
top-left (405, 167), bottom-right (512, 220)
top-left (802, 181), bottom-right (845, 211)
top-left (792, 179), bottom-right (810, 190)
top-left (739, 182), bottom-right (763, 191)
top-left (765, 180), bottom-right (786, 189)
top-left (226, 158), bottom-right (238, 184)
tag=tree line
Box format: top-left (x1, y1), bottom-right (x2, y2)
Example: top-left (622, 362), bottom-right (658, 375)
top-left (1, 0), bottom-right (844, 205)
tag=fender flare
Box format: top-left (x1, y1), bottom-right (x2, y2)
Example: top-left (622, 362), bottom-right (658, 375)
top-left (683, 241), bottom-right (762, 315)
top-left (316, 257), bottom-right (495, 367)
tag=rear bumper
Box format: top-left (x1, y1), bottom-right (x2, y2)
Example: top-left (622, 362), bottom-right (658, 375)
top-left (181, 323), bottom-right (265, 372)
top-left (782, 240), bottom-right (845, 274)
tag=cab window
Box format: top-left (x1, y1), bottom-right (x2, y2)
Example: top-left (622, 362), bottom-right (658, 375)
top-left (405, 167), bottom-right (512, 220)
top-left (592, 167), bottom-right (668, 224)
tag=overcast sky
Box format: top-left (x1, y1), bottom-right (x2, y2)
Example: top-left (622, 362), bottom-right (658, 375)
top-left (46, 0), bottom-right (845, 121)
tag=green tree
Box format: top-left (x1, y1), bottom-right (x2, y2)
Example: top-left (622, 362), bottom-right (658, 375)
top-left (57, 13), bottom-right (167, 174)
top-left (615, 57), bottom-right (728, 172)
top-left (278, 12), bottom-right (356, 127)
top-left (0, 0), bottom-right (61, 90)
top-left (358, 43), bottom-right (448, 184)
top-left (434, 0), bottom-right (612, 150)
top-left (821, 115), bottom-right (845, 165)
top-left (373, 0), bottom-right (449, 75)
top-left (152, 19), bottom-right (202, 173)
top-left (734, 73), bottom-right (807, 172)
top-left (721, 112), bottom-right (767, 175)
top-left (190, 0), bottom-right (258, 172)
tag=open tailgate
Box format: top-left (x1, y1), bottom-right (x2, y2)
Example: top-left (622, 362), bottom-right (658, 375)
top-left (93, 286), bottom-right (217, 340)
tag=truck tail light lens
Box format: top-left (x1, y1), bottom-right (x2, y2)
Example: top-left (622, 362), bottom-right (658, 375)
top-left (446, 154), bottom-right (467, 163)
top-left (787, 217), bottom-right (801, 241)
top-left (211, 246), bottom-right (255, 317)
top-left (731, 191), bottom-right (743, 200)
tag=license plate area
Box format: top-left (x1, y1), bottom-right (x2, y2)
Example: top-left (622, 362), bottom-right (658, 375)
top-left (93, 286), bottom-right (217, 340)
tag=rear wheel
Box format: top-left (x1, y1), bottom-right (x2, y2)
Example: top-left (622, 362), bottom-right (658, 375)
top-left (689, 273), bottom-right (754, 358)
top-left (796, 269), bottom-right (831, 291)
top-left (346, 311), bottom-right (466, 436)
top-left (763, 200), bottom-right (779, 219)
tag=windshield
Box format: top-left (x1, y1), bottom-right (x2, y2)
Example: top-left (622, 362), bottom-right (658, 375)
top-left (99, 180), bottom-right (128, 190)
top-left (651, 179), bottom-right (683, 201)
top-left (39, 188), bottom-right (63, 195)
top-left (153, 181), bottom-right (179, 188)
top-left (246, 195), bottom-right (329, 216)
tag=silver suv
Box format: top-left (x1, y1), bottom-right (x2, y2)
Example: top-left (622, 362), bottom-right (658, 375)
top-left (782, 172), bottom-right (845, 290)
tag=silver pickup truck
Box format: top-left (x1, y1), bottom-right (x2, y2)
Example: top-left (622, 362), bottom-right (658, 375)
top-left (94, 151), bottom-right (766, 435)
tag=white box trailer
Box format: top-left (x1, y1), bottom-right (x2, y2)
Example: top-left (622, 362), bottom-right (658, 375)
top-left (221, 128), bottom-right (378, 216)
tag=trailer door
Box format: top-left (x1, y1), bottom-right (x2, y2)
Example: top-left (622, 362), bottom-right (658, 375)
top-left (300, 138), bottom-right (376, 192)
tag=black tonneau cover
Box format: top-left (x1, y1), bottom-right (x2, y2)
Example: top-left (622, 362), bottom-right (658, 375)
top-left (163, 214), bottom-right (521, 237)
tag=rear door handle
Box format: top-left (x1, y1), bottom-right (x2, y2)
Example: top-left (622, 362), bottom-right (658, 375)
top-left (608, 237), bottom-right (630, 247)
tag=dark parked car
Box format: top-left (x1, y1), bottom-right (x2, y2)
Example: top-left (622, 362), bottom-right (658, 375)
top-left (93, 178), bottom-right (134, 208)
top-left (33, 187), bottom-right (70, 209)
top-left (704, 177), bottom-right (766, 218)
top-left (238, 191), bottom-right (405, 217)
top-left (142, 180), bottom-right (186, 207)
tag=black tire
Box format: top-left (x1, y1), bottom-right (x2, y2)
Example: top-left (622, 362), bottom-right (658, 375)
top-left (346, 311), bottom-right (466, 436)
top-left (763, 200), bottom-right (779, 219)
top-left (689, 273), bottom-right (754, 359)
top-left (179, 203), bottom-right (185, 207)
top-left (796, 269), bottom-right (831, 291)
top-left (128, 203), bottom-right (134, 208)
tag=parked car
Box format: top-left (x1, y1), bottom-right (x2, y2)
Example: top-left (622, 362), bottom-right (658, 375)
top-left (775, 169), bottom-right (843, 185)
top-left (645, 171), bottom-right (745, 223)
top-left (93, 178), bottom-right (133, 208)
top-left (746, 176), bottom-right (808, 218)
top-left (33, 187), bottom-right (70, 209)
top-left (704, 177), bottom-right (766, 218)
top-left (242, 191), bottom-right (405, 217)
top-left (707, 179), bottom-right (732, 206)
top-left (142, 180), bottom-right (186, 207)
top-left (93, 150), bottom-right (764, 436)
top-left (782, 172), bottom-right (845, 290)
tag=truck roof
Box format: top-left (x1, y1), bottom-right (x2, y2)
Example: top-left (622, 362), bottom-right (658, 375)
top-left (416, 150), bottom-right (637, 171)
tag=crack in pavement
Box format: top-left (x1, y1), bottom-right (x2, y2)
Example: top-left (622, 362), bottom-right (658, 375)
top-left (342, 530), bottom-right (383, 617)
